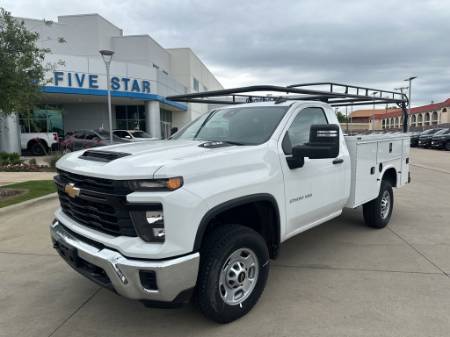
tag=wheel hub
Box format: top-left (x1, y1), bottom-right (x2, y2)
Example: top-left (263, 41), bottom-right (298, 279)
top-left (219, 248), bottom-right (259, 305)
top-left (380, 190), bottom-right (391, 219)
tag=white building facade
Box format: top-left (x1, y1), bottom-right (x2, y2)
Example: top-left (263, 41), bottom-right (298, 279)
top-left (3, 13), bottom-right (222, 151)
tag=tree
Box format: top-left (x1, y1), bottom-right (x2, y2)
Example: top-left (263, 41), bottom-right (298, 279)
top-left (0, 8), bottom-right (48, 116)
top-left (335, 110), bottom-right (348, 123)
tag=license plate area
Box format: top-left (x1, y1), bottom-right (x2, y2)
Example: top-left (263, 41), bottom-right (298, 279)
top-left (54, 239), bottom-right (80, 267)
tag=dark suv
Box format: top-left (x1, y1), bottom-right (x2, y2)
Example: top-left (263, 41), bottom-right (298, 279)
top-left (418, 128), bottom-right (443, 148)
top-left (431, 128), bottom-right (450, 150)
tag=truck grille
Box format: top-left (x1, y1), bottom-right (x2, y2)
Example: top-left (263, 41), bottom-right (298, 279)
top-left (55, 170), bottom-right (137, 237)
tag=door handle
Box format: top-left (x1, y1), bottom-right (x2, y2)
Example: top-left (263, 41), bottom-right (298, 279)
top-left (332, 158), bottom-right (344, 165)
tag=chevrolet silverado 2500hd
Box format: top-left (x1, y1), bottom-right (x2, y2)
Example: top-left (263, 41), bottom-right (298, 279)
top-left (50, 83), bottom-right (411, 323)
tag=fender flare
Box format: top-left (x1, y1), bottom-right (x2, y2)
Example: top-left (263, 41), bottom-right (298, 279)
top-left (193, 193), bottom-right (281, 254)
top-left (379, 164), bottom-right (398, 188)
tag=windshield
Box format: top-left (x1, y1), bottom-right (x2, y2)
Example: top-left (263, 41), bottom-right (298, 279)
top-left (171, 106), bottom-right (289, 145)
top-left (434, 128), bottom-right (449, 136)
top-left (421, 129), bottom-right (441, 135)
top-left (131, 131), bottom-right (151, 138)
top-left (96, 129), bottom-right (110, 139)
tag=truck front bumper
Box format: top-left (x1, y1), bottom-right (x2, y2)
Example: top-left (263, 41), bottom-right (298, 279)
top-left (50, 220), bottom-right (199, 303)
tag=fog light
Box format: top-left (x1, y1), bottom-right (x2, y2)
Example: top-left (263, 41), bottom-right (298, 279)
top-left (130, 205), bottom-right (165, 243)
top-left (146, 211), bottom-right (163, 225)
top-left (152, 228), bottom-right (165, 239)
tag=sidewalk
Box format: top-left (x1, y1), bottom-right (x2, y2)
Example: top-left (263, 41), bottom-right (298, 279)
top-left (0, 171), bottom-right (56, 186)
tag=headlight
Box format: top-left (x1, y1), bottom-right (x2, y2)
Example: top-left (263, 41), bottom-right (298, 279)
top-left (130, 204), bottom-right (165, 243)
top-left (128, 177), bottom-right (183, 191)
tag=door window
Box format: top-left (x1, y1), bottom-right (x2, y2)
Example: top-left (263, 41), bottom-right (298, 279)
top-left (85, 132), bottom-right (98, 140)
top-left (73, 131), bottom-right (86, 139)
top-left (283, 107), bottom-right (328, 154)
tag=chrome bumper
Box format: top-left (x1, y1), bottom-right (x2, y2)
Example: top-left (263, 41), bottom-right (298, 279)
top-left (50, 221), bottom-right (199, 303)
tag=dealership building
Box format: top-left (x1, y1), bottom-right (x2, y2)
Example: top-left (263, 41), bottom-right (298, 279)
top-left (0, 13), bottom-right (223, 152)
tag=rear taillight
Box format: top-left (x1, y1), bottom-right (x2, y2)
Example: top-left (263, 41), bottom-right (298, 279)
top-left (53, 133), bottom-right (58, 141)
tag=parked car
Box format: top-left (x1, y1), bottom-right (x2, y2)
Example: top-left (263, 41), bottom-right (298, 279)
top-left (418, 128), bottom-right (443, 148)
top-left (409, 131), bottom-right (421, 147)
top-left (61, 129), bottom-right (124, 152)
top-left (51, 82), bottom-right (411, 323)
top-left (431, 128), bottom-right (450, 150)
top-left (113, 130), bottom-right (158, 142)
top-left (20, 132), bottom-right (59, 155)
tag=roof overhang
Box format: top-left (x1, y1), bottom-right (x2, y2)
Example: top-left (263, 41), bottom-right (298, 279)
top-left (41, 86), bottom-right (188, 111)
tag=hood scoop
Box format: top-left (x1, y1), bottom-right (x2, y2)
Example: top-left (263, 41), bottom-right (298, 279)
top-left (79, 150), bottom-right (130, 162)
top-left (199, 141), bottom-right (233, 148)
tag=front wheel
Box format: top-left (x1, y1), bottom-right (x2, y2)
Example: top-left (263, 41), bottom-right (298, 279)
top-left (363, 180), bottom-right (393, 228)
top-left (196, 224), bottom-right (270, 323)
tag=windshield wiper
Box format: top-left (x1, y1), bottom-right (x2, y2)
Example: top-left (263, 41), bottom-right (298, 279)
top-left (215, 140), bottom-right (247, 146)
top-left (193, 111), bottom-right (217, 140)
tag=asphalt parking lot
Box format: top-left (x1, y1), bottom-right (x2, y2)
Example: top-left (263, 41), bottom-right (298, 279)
top-left (1, 148), bottom-right (449, 337)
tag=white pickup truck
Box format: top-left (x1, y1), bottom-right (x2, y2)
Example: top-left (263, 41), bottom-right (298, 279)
top-left (50, 83), bottom-right (411, 323)
top-left (21, 132), bottom-right (59, 155)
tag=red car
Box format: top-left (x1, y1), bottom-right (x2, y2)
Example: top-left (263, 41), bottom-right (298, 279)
top-left (61, 129), bottom-right (125, 152)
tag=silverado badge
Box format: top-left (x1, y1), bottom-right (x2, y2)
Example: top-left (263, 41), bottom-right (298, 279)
top-left (64, 183), bottom-right (80, 198)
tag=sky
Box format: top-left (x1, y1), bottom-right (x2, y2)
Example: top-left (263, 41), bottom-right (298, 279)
top-left (1, 0), bottom-right (450, 107)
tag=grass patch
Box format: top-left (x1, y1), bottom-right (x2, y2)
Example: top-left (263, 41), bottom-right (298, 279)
top-left (0, 180), bottom-right (56, 208)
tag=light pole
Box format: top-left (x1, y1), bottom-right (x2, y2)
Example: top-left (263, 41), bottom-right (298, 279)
top-left (395, 86), bottom-right (408, 95)
top-left (404, 76), bottom-right (417, 116)
top-left (99, 49), bottom-right (115, 144)
top-left (371, 91), bottom-right (379, 130)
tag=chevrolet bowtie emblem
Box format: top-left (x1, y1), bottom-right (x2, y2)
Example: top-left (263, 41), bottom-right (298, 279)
top-left (64, 183), bottom-right (80, 198)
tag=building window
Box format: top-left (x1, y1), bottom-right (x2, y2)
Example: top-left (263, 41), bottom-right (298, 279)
top-left (115, 105), bottom-right (146, 131)
top-left (193, 77), bottom-right (200, 91)
top-left (19, 106), bottom-right (64, 136)
top-left (160, 109), bottom-right (173, 139)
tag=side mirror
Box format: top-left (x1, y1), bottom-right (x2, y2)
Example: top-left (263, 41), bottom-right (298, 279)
top-left (291, 124), bottom-right (340, 168)
top-left (170, 127), bottom-right (178, 135)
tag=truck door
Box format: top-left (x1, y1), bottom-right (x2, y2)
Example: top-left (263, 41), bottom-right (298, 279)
top-left (278, 106), bottom-right (348, 237)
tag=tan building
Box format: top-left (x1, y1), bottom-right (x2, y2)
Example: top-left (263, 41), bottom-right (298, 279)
top-left (348, 99), bottom-right (450, 131)
top-left (375, 99), bottom-right (450, 130)
top-left (348, 108), bottom-right (390, 131)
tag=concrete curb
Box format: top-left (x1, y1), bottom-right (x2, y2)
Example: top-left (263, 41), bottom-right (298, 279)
top-left (0, 192), bottom-right (58, 215)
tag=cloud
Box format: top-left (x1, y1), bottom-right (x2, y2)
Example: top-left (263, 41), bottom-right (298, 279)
top-left (2, 0), bottom-right (450, 105)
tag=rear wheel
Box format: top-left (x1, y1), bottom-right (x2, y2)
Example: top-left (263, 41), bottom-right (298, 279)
top-left (363, 180), bottom-right (393, 228)
top-left (445, 142), bottom-right (450, 151)
top-left (196, 224), bottom-right (270, 323)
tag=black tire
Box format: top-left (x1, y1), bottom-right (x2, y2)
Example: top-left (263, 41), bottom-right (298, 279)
top-left (363, 180), bottom-right (393, 229)
top-left (196, 224), bottom-right (270, 323)
top-left (30, 141), bottom-right (47, 156)
top-left (445, 142), bottom-right (450, 151)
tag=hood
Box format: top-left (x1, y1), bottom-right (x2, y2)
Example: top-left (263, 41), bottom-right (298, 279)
top-left (56, 139), bottom-right (250, 180)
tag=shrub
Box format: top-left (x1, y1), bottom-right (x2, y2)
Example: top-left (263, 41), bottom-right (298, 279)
top-left (0, 152), bottom-right (23, 165)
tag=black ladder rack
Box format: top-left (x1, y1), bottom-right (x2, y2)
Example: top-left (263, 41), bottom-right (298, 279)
top-left (166, 82), bottom-right (409, 132)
